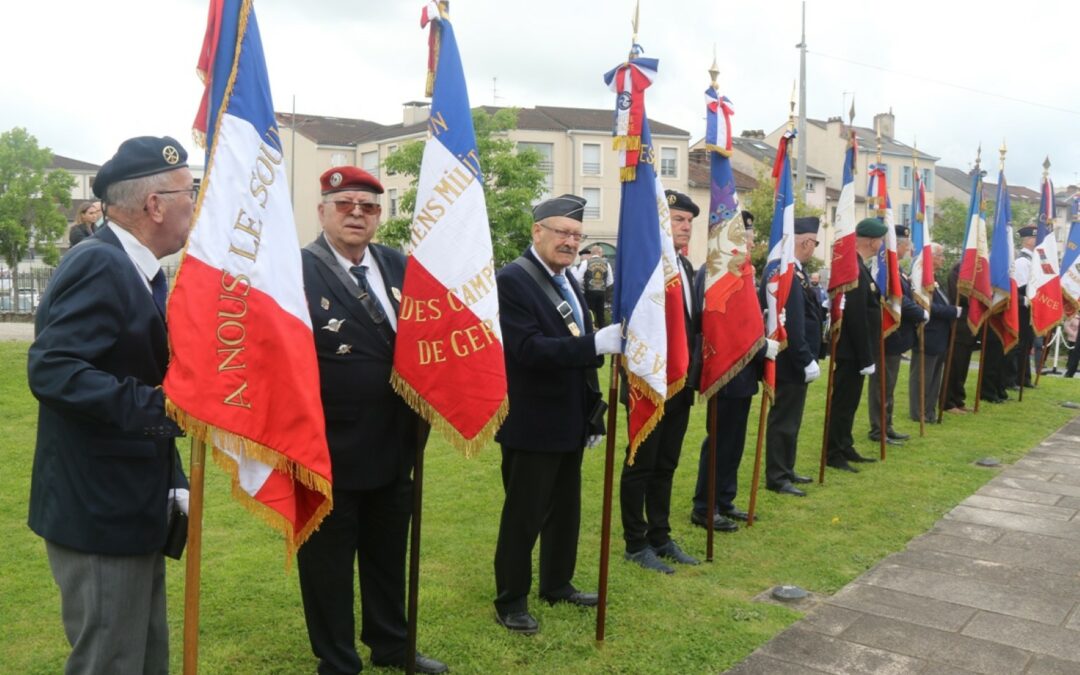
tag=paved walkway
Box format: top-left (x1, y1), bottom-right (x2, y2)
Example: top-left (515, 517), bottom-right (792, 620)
top-left (0, 321), bottom-right (33, 341)
top-left (727, 415), bottom-right (1080, 675)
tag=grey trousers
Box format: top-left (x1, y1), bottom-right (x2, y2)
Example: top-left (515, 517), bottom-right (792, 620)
top-left (867, 353), bottom-right (902, 437)
top-left (765, 381), bottom-right (808, 488)
top-left (46, 540), bottom-right (168, 675)
top-left (909, 350), bottom-right (945, 423)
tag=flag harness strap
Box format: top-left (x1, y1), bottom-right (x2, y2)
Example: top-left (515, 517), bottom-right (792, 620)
top-left (511, 256), bottom-right (580, 336)
top-left (304, 238), bottom-right (396, 347)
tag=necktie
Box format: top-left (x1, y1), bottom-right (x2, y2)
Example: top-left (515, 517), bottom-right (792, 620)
top-left (150, 269), bottom-right (168, 317)
top-left (350, 265), bottom-right (388, 322)
top-left (552, 274), bottom-right (583, 331)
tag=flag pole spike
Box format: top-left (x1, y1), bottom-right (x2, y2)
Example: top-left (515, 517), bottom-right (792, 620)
top-left (875, 132), bottom-right (884, 215)
top-left (913, 138), bottom-right (919, 172)
top-left (999, 139), bottom-right (1007, 171)
top-left (1043, 156), bottom-right (1052, 175)
top-left (708, 45), bottom-right (719, 87)
top-left (628, 0), bottom-right (640, 60)
top-left (789, 81), bottom-right (797, 130)
top-left (848, 96), bottom-right (856, 125)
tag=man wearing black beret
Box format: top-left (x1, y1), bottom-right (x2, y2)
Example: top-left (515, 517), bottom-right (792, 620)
top-left (28, 136), bottom-right (195, 672)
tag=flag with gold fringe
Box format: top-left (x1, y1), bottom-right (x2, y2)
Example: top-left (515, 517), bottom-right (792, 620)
top-left (988, 170), bottom-right (1020, 353)
top-left (868, 164), bottom-right (902, 337)
top-left (1028, 169), bottom-right (1064, 336)
top-left (910, 168), bottom-right (934, 309)
top-left (761, 128), bottom-right (797, 399)
top-left (828, 128), bottom-right (859, 333)
top-left (959, 168), bottom-right (993, 332)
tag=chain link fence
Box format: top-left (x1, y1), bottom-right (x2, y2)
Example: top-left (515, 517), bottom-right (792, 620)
top-left (0, 264), bottom-right (179, 317)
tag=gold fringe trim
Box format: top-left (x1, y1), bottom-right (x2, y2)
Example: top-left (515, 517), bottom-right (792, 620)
top-left (424, 70), bottom-right (435, 99)
top-left (705, 143), bottom-right (732, 158)
top-left (624, 372), bottom-right (665, 466)
top-left (697, 336), bottom-right (766, 402)
top-left (620, 166), bottom-right (637, 182)
top-left (166, 400), bottom-right (334, 561)
top-left (389, 370), bottom-right (506, 458)
top-left (612, 135), bottom-right (642, 151)
top-left (665, 374), bottom-right (687, 401)
top-left (827, 281), bottom-right (857, 336)
top-left (1033, 314), bottom-right (1064, 339)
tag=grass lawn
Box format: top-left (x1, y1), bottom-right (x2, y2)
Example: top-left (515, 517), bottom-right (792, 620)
top-left (2, 340), bottom-right (1077, 673)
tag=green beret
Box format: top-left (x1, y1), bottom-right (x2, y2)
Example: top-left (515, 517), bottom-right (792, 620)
top-left (856, 218), bottom-right (888, 238)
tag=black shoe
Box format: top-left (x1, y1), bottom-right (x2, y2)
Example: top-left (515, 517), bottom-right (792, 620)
top-left (541, 590), bottom-right (598, 607)
top-left (886, 429), bottom-right (910, 441)
top-left (827, 458), bottom-right (859, 473)
top-left (720, 506), bottom-right (750, 521)
top-left (624, 547), bottom-right (675, 574)
top-left (791, 475), bottom-right (813, 484)
top-left (846, 448), bottom-right (878, 463)
top-left (868, 433), bottom-right (902, 446)
top-left (495, 610), bottom-right (539, 635)
top-left (690, 510), bottom-right (738, 532)
top-left (655, 540), bottom-right (700, 565)
top-left (373, 652), bottom-right (450, 674)
top-left (768, 483), bottom-right (807, 497)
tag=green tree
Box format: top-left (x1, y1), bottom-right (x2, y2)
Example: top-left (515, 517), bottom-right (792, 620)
top-left (741, 167), bottom-right (823, 276)
top-left (0, 128), bottom-right (74, 269)
top-left (377, 108), bottom-right (545, 267)
top-left (930, 196), bottom-right (969, 286)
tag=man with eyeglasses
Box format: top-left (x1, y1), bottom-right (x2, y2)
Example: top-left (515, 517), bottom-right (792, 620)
top-left (296, 166), bottom-right (448, 674)
top-left (582, 244), bottom-right (613, 327)
top-left (762, 216), bottom-right (824, 497)
top-left (28, 136), bottom-right (194, 673)
top-left (493, 193), bottom-right (622, 635)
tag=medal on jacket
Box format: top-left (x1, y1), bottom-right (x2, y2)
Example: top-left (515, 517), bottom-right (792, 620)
top-left (392, 287), bottom-right (402, 302)
top-left (320, 297), bottom-right (330, 310)
top-left (321, 318), bottom-right (346, 333)
top-left (336, 343), bottom-right (352, 354)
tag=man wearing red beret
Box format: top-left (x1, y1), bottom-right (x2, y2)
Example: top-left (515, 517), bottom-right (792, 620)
top-left (296, 166), bottom-right (448, 674)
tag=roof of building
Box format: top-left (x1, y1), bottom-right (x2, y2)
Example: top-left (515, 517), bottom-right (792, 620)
top-left (731, 136), bottom-right (828, 179)
top-left (805, 118), bottom-right (938, 162)
top-left (937, 165), bottom-right (1044, 203)
top-left (276, 112), bottom-right (387, 146)
top-left (687, 149), bottom-right (758, 191)
top-left (51, 155), bottom-right (100, 171)
top-left (935, 165), bottom-right (974, 191)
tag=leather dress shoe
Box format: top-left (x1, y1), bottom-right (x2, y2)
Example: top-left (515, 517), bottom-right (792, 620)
top-left (542, 590), bottom-right (598, 607)
top-left (791, 475), bottom-right (813, 484)
top-left (768, 482), bottom-right (806, 497)
top-left (868, 433), bottom-right (902, 446)
top-left (846, 448), bottom-right (878, 463)
top-left (655, 540), bottom-right (700, 565)
top-left (625, 547), bottom-right (674, 574)
top-left (495, 610), bottom-right (539, 635)
top-left (690, 510), bottom-right (738, 532)
top-left (886, 429), bottom-right (910, 441)
top-left (827, 458), bottom-right (859, 473)
top-left (373, 652), bottom-right (449, 674)
top-left (720, 506), bottom-right (750, 521)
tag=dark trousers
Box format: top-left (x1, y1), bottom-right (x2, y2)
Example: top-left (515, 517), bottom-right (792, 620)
top-left (297, 483), bottom-right (412, 675)
top-left (765, 382), bottom-right (808, 488)
top-left (693, 397), bottom-right (751, 516)
top-left (620, 402), bottom-right (691, 552)
top-left (586, 291), bottom-right (607, 328)
top-left (867, 354), bottom-right (902, 436)
top-left (909, 349), bottom-right (944, 423)
top-left (945, 339), bottom-right (974, 410)
top-left (982, 330), bottom-right (1007, 400)
top-left (494, 447), bottom-right (583, 614)
top-left (827, 360), bottom-right (865, 462)
top-left (1067, 342), bottom-right (1080, 377)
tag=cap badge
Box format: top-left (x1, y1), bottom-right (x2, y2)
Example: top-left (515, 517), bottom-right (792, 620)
top-left (320, 297), bottom-right (330, 310)
top-left (668, 194), bottom-right (677, 205)
top-left (329, 172), bottom-right (343, 187)
top-left (162, 146), bottom-right (180, 165)
top-left (336, 343), bottom-right (352, 355)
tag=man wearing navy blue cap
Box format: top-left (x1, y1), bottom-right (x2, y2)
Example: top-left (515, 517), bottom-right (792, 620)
top-left (28, 135), bottom-right (195, 673)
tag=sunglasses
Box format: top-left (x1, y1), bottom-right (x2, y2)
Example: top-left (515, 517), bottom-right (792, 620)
top-left (328, 200), bottom-right (381, 215)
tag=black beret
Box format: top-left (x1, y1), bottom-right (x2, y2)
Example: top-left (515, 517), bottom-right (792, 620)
top-left (856, 217), bottom-right (888, 237)
top-left (794, 216), bottom-right (820, 235)
top-left (1017, 226), bottom-right (1036, 238)
top-left (94, 136), bottom-right (188, 200)
top-left (741, 210), bottom-right (755, 229)
top-left (894, 224), bottom-right (911, 239)
top-left (533, 194), bottom-right (586, 222)
top-left (664, 190), bottom-right (699, 218)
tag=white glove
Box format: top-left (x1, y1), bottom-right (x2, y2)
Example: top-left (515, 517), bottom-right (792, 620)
top-left (922, 310), bottom-right (930, 323)
top-left (594, 324), bottom-right (622, 355)
top-left (956, 307), bottom-right (963, 318)
top-left (586, 434), bottom-right (603, 448)
top-left (804, 360), bottom-right (821, 383)
top-left (859, 364), bottom-right (876, 377)
top-left (168, 488), bottom-right (190, 516)
top-left (765, 339), bottom-right (780, 360)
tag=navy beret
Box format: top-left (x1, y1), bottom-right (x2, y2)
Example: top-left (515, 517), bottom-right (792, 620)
top-left (794, 216), bottom-right (820, 235)
top-left (94, 136), bottom-right (188, 200)
top-left (894, 224), bottom-right (911, 239)
top-left (741, 210), bottom-right (755, 229)
top-left (320, 166), bottom-right (384, 195)
top-left (664, 190), bottom-right (699, 218)
top-left (533, 194), bottom-right (586, 222)
top-left (1017, 226), bottom-right (1036, 238)
top-left (856, 218), bottom-right (888, 237)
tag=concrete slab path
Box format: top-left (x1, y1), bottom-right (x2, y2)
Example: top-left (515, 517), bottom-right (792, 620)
top-left (727, 415), bottom-right (1080, 675)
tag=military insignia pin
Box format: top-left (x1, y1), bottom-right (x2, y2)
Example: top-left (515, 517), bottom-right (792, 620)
top-left (162, 146), bottom-right (180, 165)
top-left (329, 172), bottom-right (343, 187)
top-left (391, 287), bottom-right (402, 302)
top-left (322, 318), bottom-right (346, 333)
top-left (336, 343), bottom-right (352, 354)
top-left (668, 193), bottom-right (677, 205)
top-left (320, 297), bottom-right (330, 310)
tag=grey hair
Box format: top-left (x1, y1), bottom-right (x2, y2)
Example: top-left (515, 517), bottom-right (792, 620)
top-left (104, 171), bottom-right (176, 210)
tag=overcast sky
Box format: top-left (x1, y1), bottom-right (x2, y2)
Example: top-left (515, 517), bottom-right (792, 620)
top-left (4, 0), bottom-right (1078, 190)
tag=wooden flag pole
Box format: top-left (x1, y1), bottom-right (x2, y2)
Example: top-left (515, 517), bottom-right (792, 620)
top-left (1018, 342), bottom-right (1031, 402)
top-left (595, 355), bottom-right (621, 643)
top-left (918, 324), bottom-right (926, 436)
top-left (938, 317), bottom-right (958, 423)
top-left (819, 331), bottom-right (839, 484)
top-left (1035, 339), bottom-right (1050, 387)
top-left (878, 306), bottom-right (888, 461)
top-left (705, 395), bottom-right (718, 561)
top-left (974, 323), bottom-right (989, 413)
top-left (183, 438), bottom-right (207, 675)
top-left (405, 421), bottom-right (431, 675)
top-left (746, 393), bottom-right (768, 526)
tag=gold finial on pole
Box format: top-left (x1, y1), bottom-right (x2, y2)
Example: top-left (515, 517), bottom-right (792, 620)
top-left (788, 81), bottom-right (797, 130)
top-left (848, 97), bottom-right (856, 126)
top-left (912, 137), bottom-right (919, 173)
top-left (999, 139), bottom-right (1007, 171)
top-left (1043, 155), bottom-right (1051, 177)
top-left (709, 45), bottom-right (719, 87)
top-left (629, 0), bottom-right (640, 61)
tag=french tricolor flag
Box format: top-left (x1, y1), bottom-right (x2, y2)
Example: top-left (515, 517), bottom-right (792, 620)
top-left (959, 169), bottom-right (992, 332)
top-left (1029, 171), bottom-right (1064, 336)
top-left (868, 165), bottom-right (902, 337)
top-left (828, 131), bottom-right (859, 332)
top-left (988, 170), bottom-right (1019, 353)
top-left (165, 0), bottom-right (332, 553)
top-left (910, 169), bottom-right (934, 309)
top-left (762, 129), bottom-right (797, 397)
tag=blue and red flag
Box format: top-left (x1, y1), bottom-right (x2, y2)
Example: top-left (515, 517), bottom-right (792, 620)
top-left (698, 85), bottom-right (763, 398)
top-left (761, 129), bottom-right (796, 398)
top-left (909, 168), bottom-right (934, 309)
top-left (604, 56), bottom-right (688, 459)
top-left (1028, 171), bottom-right (1064, 336)
top-left (988, 170), bottom-right (1019, 353)
top-left (958, 169), bottom-right (992, 332)
top-left (1062, 194), bottom-right (1080, 313)
top-left (167, 0), bottom-right (332, 553)
top-left (868, 163), bottom-right (902, 336)
top-left (828, 129), bottom-right (859, 333)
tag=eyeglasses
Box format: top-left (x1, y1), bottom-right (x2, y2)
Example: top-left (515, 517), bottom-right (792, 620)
top-left (156, 187), bottom-right (199, 200)
top-left (539, 222), bottom-right (588, 242)
top-left (328, 199), bottom-right (381, 215)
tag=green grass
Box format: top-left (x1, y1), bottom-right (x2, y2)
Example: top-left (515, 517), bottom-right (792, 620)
top-left (2, 340), bottom-right (1077, 673)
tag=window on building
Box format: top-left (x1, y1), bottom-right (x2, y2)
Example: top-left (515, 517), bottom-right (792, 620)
top-left (582, 143), bottom-right (601, 175)
top-left (330, 152), bottom-right (348, 167)
top-left (361, 150), bottom-right (379, 178)
top-left (386, 145), bottom-right (398, 176)
top-left (921, 168), bottom-right (933, 192)
top-left (583, 187), bottom-right (601, 219)
top-left (388, 188), bottom-right (398, 218)
top-left (518, 142), bottom-right (554, 197)
top-left (901, 165), bottom-right (912, 189)
top-left (805, 179), bottom-right (815, 193)
top-left (660, 147), bottom-right (678, 178)
top-left (901, 204), bottom-right (911, 226)
top-left (925, 204), bottom-right (934, 227)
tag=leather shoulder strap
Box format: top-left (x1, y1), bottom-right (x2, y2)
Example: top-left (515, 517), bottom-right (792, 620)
top-left (511, 256), bottom-right (580, 336)
top-left (304, 239), bottom-right (396, 346)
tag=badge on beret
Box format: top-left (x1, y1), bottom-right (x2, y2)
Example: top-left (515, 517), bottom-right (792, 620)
top-left (329, 172), bottom-right (343, 187)
top-left (321, 318), bottom-right (345, 333)
top-left (391, 287), bottom-right (402, 302)
top-left (320, 297), bottom-right (330, 310)
top-left (668, 193), bottom-right (677, 205)
top-left (336, 343), bottom-right (352, 355)
top-left (162, 146), bottom-right (181, 165)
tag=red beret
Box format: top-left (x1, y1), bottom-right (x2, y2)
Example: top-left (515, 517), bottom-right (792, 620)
top-left (320, 166), bottom-right (384, 195)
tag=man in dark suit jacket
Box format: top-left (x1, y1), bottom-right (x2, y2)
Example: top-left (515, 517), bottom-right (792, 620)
top-left (28, 136), bottom-right (193, 674)
top-left (763, 217), bottom-right (824, 496)
top-left (910, 244), bottom-right (961, 423)
top-left (296, 167), bottom-right (447, 675)
top-left (619, 190), bottom-right (701, 575)
top-left (493, 194), bottom-right (622, 634)
top-left (826, 218), bottom-right (887, 473)
top-left (944, 261), bottom-right (977, 413)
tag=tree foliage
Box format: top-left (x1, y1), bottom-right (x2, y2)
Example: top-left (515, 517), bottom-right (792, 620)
top-left (741, 167), bottom-right (823, 276)
top-left (932, 194), bottom-right (1040, 288)
top-left (0, 128), bottom-right (74, 269)
top-left (377, 108), bottom-right (546, 267)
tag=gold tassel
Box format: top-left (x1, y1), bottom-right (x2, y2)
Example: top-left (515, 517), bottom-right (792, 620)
top-left (705, 143), bottom-right (732, 158)
top-left (697, 336), bottom-right (766, 401)
top-left (389, 372), bottom-right (506, 458)
top-left (624, 373), bottom-right (666, 466)
top-left (620, 166), bottom-right (637, 182)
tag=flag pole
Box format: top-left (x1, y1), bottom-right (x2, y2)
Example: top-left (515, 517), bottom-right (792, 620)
top-left (938, 314), bottom-right (957, 422)
top-left (705, 395), bottom-right (718, 560)
top-left (918, 324), bottom-right (926, 436)
top-left (183, 438), bottom-right (207, 675)
top-left (974, 322), bottom-right (988, 413)
top-left (1018, 343), bottom-right (1028, 402)
top-left (819, 331), bottom-right (839, 483)
top-left (405, 422), bottom-right (430, 675)
top-left (596, 354), bottom-right (621, 642)
top-left (875, 133), bottom-right (887, 461)
top-left (746, 395), bottom-right (767, 526)
top-left (1035, 341), bottom-right (1050, 386)
top-left (912, 144), bottom-right (927, 436)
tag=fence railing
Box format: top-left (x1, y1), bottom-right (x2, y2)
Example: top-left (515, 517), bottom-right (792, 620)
top-left (0, 264), bottom-right (179, 315)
